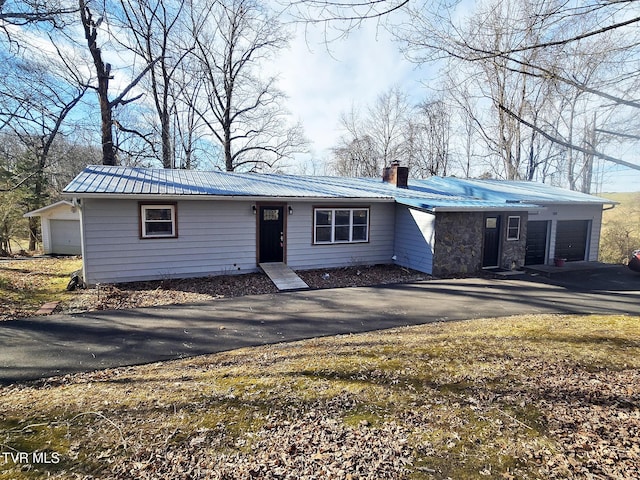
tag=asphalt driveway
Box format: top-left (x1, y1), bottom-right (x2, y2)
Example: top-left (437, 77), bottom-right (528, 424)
top-left (1, 265), bottom-right (639, 384)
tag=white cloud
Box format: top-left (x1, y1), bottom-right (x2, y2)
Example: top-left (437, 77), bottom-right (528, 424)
top-left (277, 22), bottom-right (426, 162)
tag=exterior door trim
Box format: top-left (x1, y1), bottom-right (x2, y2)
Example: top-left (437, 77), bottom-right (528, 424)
top-left (256, 202), bottom-right (287, 264)
top-left (482, 214), bottom-right (501, 268)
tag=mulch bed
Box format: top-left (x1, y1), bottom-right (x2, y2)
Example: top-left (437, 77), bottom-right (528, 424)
top-left (65, 265), bottom-right (428, 313)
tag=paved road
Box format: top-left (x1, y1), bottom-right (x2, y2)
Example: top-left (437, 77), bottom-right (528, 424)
top-left (1, 266), bottom-right (638, 384)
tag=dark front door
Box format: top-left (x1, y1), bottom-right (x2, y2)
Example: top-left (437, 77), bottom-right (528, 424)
top-left (555, 220), bottom-right (589, 262)
top-left (483, 215), bottom-right (501, 268)
top-left (525, 220), bottom-right (549, 265)
top-left (259, 205), bottom-right (284, 263)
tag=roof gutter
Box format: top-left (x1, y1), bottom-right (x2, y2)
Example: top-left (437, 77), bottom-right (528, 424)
top-left (430, 205), bottom-right (545, 213)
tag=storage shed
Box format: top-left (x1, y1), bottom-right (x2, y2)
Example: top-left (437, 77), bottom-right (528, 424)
top-left (24, 201), bottom-right (82, 255)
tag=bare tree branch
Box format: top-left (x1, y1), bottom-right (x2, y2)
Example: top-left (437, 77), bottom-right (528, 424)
top-left (187, 0), bottom-right (306, 172)
top-left (498, 103), bottom-right (640, 172)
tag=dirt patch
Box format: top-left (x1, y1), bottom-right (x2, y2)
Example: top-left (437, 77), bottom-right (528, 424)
top-left (66, 265), bottom-right (428, 313)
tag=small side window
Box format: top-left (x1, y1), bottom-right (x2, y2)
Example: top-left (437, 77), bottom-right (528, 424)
top-left (507, 216), bottom-right (520, 241)
top-left (141, 204), bottom-right (177, 238)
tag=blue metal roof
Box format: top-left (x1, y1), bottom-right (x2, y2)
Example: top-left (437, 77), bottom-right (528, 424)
top-left (64, 165), bottom-right (397, 198)
top-left (64, 166), bottom-right (597, 212)
top-left (394, 196), bottom-right (538, 212)
top-left (420, 177), bottom-right (615, 205)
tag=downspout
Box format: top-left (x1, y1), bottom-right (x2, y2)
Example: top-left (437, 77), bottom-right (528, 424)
top-left (72, 197), bottom-right (87, 287)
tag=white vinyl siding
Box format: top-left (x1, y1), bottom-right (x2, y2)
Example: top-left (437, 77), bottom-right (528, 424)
top-left (81, 199), bottom-right (257, 284)
top-left (81, 199), bottom-right (397, 284)
top-left (393, 205), bottom-right (435, 274)
top-left (287, 202), bottom-right (395, 270)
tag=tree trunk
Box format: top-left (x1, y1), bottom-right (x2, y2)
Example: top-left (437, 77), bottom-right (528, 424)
top-left (80, 0), bottom-right (116, 166)
top-left (161, 112), bottom-right (172, 168)
top-left (581, 113), bottom-right (596, 194)
top-left (28, 172), bottom-right (45, 251)
top-left (224, 126), bottom-right (233, 171)
top-left (28, 217), bottom-right (38, 251)
top-left (98, 63), bottom-right (116, 166)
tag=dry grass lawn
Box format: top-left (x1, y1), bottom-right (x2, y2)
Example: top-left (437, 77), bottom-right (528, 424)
top-left (600, 192), bottom-right (640, 264)
top-left (0, 314), bottom-right (638, 479)
top-left (0, 258), bottom-right (83, 320)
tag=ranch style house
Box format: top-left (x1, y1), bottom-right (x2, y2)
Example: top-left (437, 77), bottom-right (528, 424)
top-left (62, 164), bottom-right (615, 286)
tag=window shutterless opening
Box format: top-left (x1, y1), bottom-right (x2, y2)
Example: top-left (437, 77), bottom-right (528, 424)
top-left (140, 203), bottom-right (177, 238)
top-left (507, 216), bottom-right (521, 241)
top-left (313, 207), bottom-right (369, 244)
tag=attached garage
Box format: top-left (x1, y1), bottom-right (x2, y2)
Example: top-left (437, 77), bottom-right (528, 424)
top-left (24, 201), bottom-right (82, 255)
top-left (421, 177), bottom-right (615, 267)
top-left (525, 220), bottom-right (549, 265)
top-left (555, 220), bottom-right (590, 262)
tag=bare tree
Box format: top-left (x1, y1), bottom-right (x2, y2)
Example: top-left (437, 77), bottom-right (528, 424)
top-left (294, 0), bottom-right (640, 181)
top-left (186, 0), bottom-right (306, 172)
top-left (400, 0), bottom-right (640, 180)
top-left (331, 87), bottom-right (411, 176)
top-left (171, 50), bottom-right (208, 169)
top-left (408, 96), bottom-right (451, 177)
top-left (113, 0), bottom-right (190, 168)
top-left (369, 87), bottom-right (411, 167)
top-left (79, 0), bottom-right (158, 166)
top-left (0, 44), bottom-right (88, 248)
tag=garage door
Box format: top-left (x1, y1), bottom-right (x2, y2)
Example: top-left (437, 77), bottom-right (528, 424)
top-left (50, 219), bottom-right (82, 255)
top-left (525, 220), bottom-right (548, 265)
top-left (555, 220), bottom-right (589, 262)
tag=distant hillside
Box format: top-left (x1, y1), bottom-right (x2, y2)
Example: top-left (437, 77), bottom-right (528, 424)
top-left (599, 192), bottom-right (640, 264)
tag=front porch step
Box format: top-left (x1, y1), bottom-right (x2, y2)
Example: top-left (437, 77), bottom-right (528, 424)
top-left (259, 262), bottom-right (309, 291)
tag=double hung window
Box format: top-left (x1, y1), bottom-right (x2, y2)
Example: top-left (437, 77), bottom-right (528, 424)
top-left (507, 216), bottom-right (521, 241)
top-left (314, 208), bottom-right (369, 244)
top-left (140, 204), bottom-right (177, 238)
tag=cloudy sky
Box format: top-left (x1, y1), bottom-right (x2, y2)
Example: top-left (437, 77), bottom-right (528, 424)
top-left (273, 21), bottom-right (640, 193)
top-left (276, 22), bottom-right (430, 171)
top-left (28, 4), bottom-right (636, 194)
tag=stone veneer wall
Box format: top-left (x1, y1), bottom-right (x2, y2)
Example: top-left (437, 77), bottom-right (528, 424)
top-left (433, 211), bottom-right (529, 276)
top-left (499, 212), bottom-right (528, 270)
top-left (432, 212), bottom-right (483, 277)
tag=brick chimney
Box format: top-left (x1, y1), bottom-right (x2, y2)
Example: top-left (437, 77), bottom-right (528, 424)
top-left (382, 161), bottom-right (409, 188)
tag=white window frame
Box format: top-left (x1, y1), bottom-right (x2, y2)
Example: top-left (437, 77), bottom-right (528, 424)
top-left (313, 207), bottom-right (369, 244)
top-left (507, 216), bottom-right (521, 241)
top-left (140, 204), bottom-right (177, 238)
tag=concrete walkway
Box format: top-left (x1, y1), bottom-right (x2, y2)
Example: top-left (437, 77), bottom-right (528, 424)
top-left (1, 266), bottom-right (639, 384)
top-left (260, 262), bottom-right (309, 291)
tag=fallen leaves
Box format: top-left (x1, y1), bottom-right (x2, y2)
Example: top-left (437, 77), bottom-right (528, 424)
top-left (0, 314), bottom-right (639, 479)
top-left (529, 364), bottom-right (640, 479)
top-left (64, 265), bottom-right (426, 314)
top-left (111, 399), bottom-right (413, 480)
